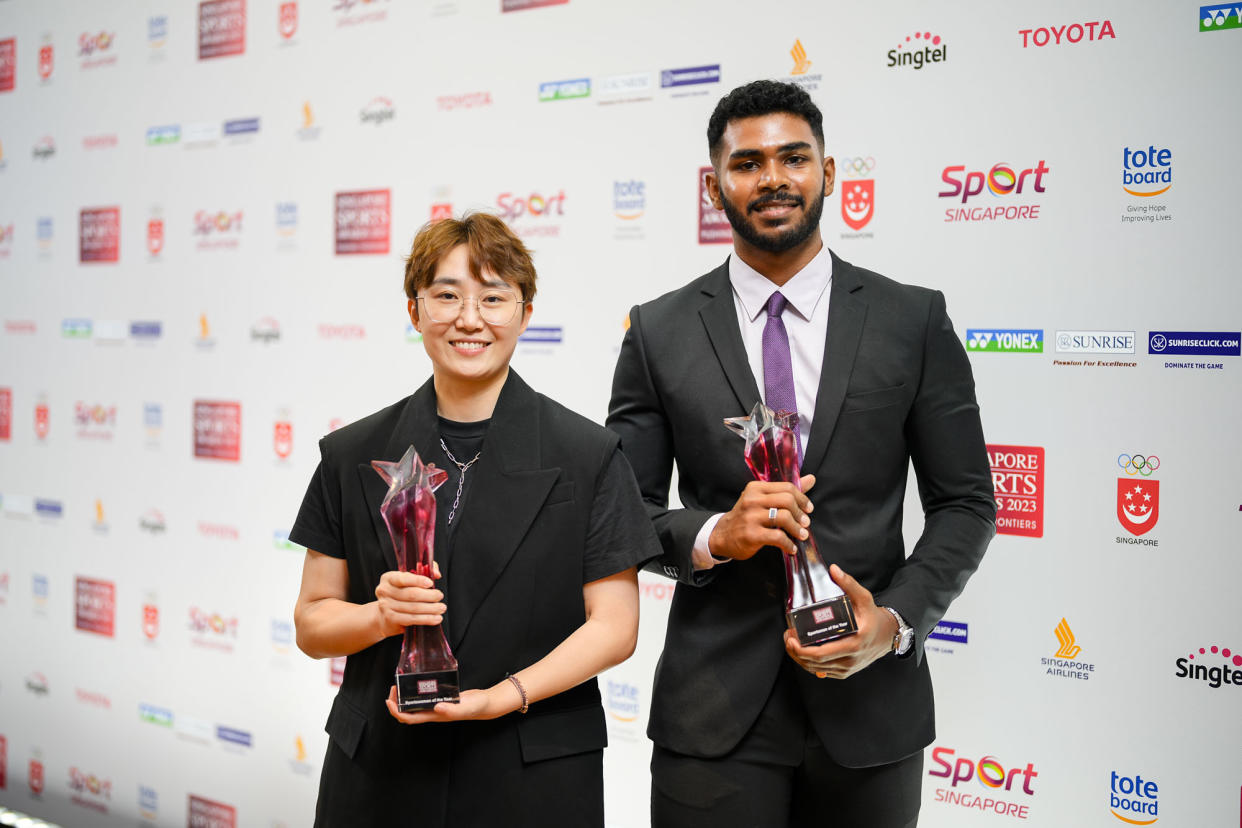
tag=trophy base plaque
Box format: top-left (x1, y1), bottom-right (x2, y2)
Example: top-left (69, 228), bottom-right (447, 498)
top-left (396, 669), bottom-right (461, 711)
top-left (788, 594), bottom-right (857, 647)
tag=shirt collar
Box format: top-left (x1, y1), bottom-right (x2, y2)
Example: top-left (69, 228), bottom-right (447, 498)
top-left (728, 244), bottom-right (833, 323)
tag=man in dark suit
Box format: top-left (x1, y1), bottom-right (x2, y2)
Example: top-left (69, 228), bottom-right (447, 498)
top-left (607, 80), bottom-right (996, 827)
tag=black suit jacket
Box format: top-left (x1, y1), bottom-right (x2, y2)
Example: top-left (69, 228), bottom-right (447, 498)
top-left (292, 371), bottom-right (629, 808)
top-left (607, 253), bottom-right (995, 767)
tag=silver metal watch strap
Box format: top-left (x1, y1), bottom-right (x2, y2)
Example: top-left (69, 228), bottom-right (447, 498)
top-left (882, 606), bottom-right (912, 655)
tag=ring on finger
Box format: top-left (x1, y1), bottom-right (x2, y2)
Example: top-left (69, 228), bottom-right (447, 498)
top-left (768, 506), bottom-right (778, 526)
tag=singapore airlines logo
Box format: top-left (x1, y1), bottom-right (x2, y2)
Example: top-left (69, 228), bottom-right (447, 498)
top-left (790, 40), bottom-right (812, 75)
top-left (1053, 618), bottom-right (1081, 659)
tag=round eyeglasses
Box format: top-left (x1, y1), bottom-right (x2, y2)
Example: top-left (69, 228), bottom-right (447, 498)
top-left (416, 289), bottom-right (524, 326)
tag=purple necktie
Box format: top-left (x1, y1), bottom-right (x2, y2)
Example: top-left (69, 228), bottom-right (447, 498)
top-left (763, 291), bottom-right (799, 432)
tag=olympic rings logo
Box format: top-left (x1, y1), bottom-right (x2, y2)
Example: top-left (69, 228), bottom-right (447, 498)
top-left (839, 156), bottom-right (876, 177)
top-left (1117, 453), bottom-right (1159, 476)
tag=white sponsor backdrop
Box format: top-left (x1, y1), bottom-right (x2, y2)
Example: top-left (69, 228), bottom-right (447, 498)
top-left (0, 1), bottom-right (1240, 826)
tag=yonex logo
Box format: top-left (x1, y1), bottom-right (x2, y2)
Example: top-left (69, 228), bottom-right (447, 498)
top-left (966, 329), bottom-right (1043, 353)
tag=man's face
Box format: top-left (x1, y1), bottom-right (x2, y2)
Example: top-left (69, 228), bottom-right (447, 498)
top-left (706, 113), bottom-right (834, 255)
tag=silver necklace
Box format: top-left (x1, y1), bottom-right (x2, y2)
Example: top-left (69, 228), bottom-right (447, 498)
top-left (439, 437), bottom-right (481, 526)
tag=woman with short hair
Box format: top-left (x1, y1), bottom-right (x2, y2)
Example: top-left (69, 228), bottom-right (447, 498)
top-left (292, 211), bottom-right (657, 826)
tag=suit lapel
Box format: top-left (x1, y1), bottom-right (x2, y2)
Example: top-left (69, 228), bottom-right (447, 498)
top-left (698, 260), bottom-right (761, 413)
top-left (802, 253), bottom-right (867, 474)
top-left (357, 378), bottom-right (441, 573)
top-left (443, 371), bottom-right (559, 650)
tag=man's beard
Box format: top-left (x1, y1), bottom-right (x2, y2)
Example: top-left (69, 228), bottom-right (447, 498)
top-left (720, 181), bottom-right (825, 254)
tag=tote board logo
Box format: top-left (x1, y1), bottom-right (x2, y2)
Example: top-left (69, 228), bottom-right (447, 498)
top-left (1109, 771), bottom-right (1159, 824)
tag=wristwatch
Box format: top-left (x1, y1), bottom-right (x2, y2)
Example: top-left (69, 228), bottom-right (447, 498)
top-left (882, 607), bottom-right (914, 657)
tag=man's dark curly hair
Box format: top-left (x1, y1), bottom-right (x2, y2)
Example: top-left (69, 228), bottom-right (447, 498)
top-left (706, 80), bottom-right (824, 165)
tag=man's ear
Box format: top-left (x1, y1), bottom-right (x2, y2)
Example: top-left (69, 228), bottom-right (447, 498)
top-left (822, 155), bottom-right (836, 198)
top-left (705, 168), bottom-right (724, 210)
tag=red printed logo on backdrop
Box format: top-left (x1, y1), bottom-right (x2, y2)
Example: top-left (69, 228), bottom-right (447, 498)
top-left (335, 189), bottom-right (390, 254)
top-left (274, 420), bottom-right (292, 458)
top-left (502, 0), bottom-right (568, 11)
top-left (1117, 479), bottom-right (1159, 535)
top-left (279, 2), bottom-right (298, 39)
top-left (1116, 453), bottom-right (1159, 536)
top-left (841, 179), bottom-right (874, 230)
top-left (987, 444), bottom-right (1044, 537)
top-left (35, 401), bottom-right (50, 440)
top-left (75, 577), bottom-right (116, 637)
top-left (698, 166), bottom-right (731, 244)
top-left (29, 759), bottom-right (44, 795)
top-left (198, 0), bottom-right (247, 60)
top-left (0, 39), bottom-right (14, 92)
top-left (0, 387), bottom-right (11, 441)
top-left (0, 734), bottom-right (6, 788)
top-left (430, 203), bottom-right (453, 222)
top-left (147, 219), bottom-right (164, 255)
top-left (193, 210), bottom-right (243, 250)
top-left (68, 766), bottom-right (112, 812)
top-left (38, 44), bottom-right (53, 80)
top-left (188, 794), bottom-right (237, 828)
top-left (143, 603), bottom-right (160, 639)
top-left (194, 400), bottom-right (242, 461)
top-left (80, 207), bottom-right (121, 262)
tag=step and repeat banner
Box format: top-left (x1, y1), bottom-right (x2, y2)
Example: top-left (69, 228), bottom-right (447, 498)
top-left (0, 0), bottom-right (1239, 825)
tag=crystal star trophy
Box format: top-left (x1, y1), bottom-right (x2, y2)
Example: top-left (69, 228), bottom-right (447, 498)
top-left (373, 445), bottom-right (461, 711)
top-left (725, 402), bottom-right (857, 646)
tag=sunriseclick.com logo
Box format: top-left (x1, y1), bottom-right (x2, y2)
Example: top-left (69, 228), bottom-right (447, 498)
top-left (1148, 331), bottom-right (1239, 357)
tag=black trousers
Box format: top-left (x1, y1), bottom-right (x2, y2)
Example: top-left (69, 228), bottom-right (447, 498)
top-left (651, 660), bottom-right (923, 828)
top-left (314, 717), bottom-right (603, 827)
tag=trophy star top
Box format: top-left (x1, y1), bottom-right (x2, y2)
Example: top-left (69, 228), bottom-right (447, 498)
top-left (372, 445), bottom-right (449, 502)
top-left (723, 401), bottom-right (797, 441)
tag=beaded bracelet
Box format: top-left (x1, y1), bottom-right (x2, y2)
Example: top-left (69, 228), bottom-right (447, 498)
top-left (506, 674), bottom-right (529, 714)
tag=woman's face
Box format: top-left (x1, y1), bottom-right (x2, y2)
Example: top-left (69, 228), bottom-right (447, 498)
top-left (408, 244), bottom-right (533, 389)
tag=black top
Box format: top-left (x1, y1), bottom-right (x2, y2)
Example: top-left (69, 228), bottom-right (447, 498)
top-left (293, 408), bottom-right (652, 587)
top-left (436, 415), bottom-right (488, 547)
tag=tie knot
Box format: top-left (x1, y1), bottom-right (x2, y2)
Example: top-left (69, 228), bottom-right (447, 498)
top-left (766, 291), bottom-right (788, 319)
